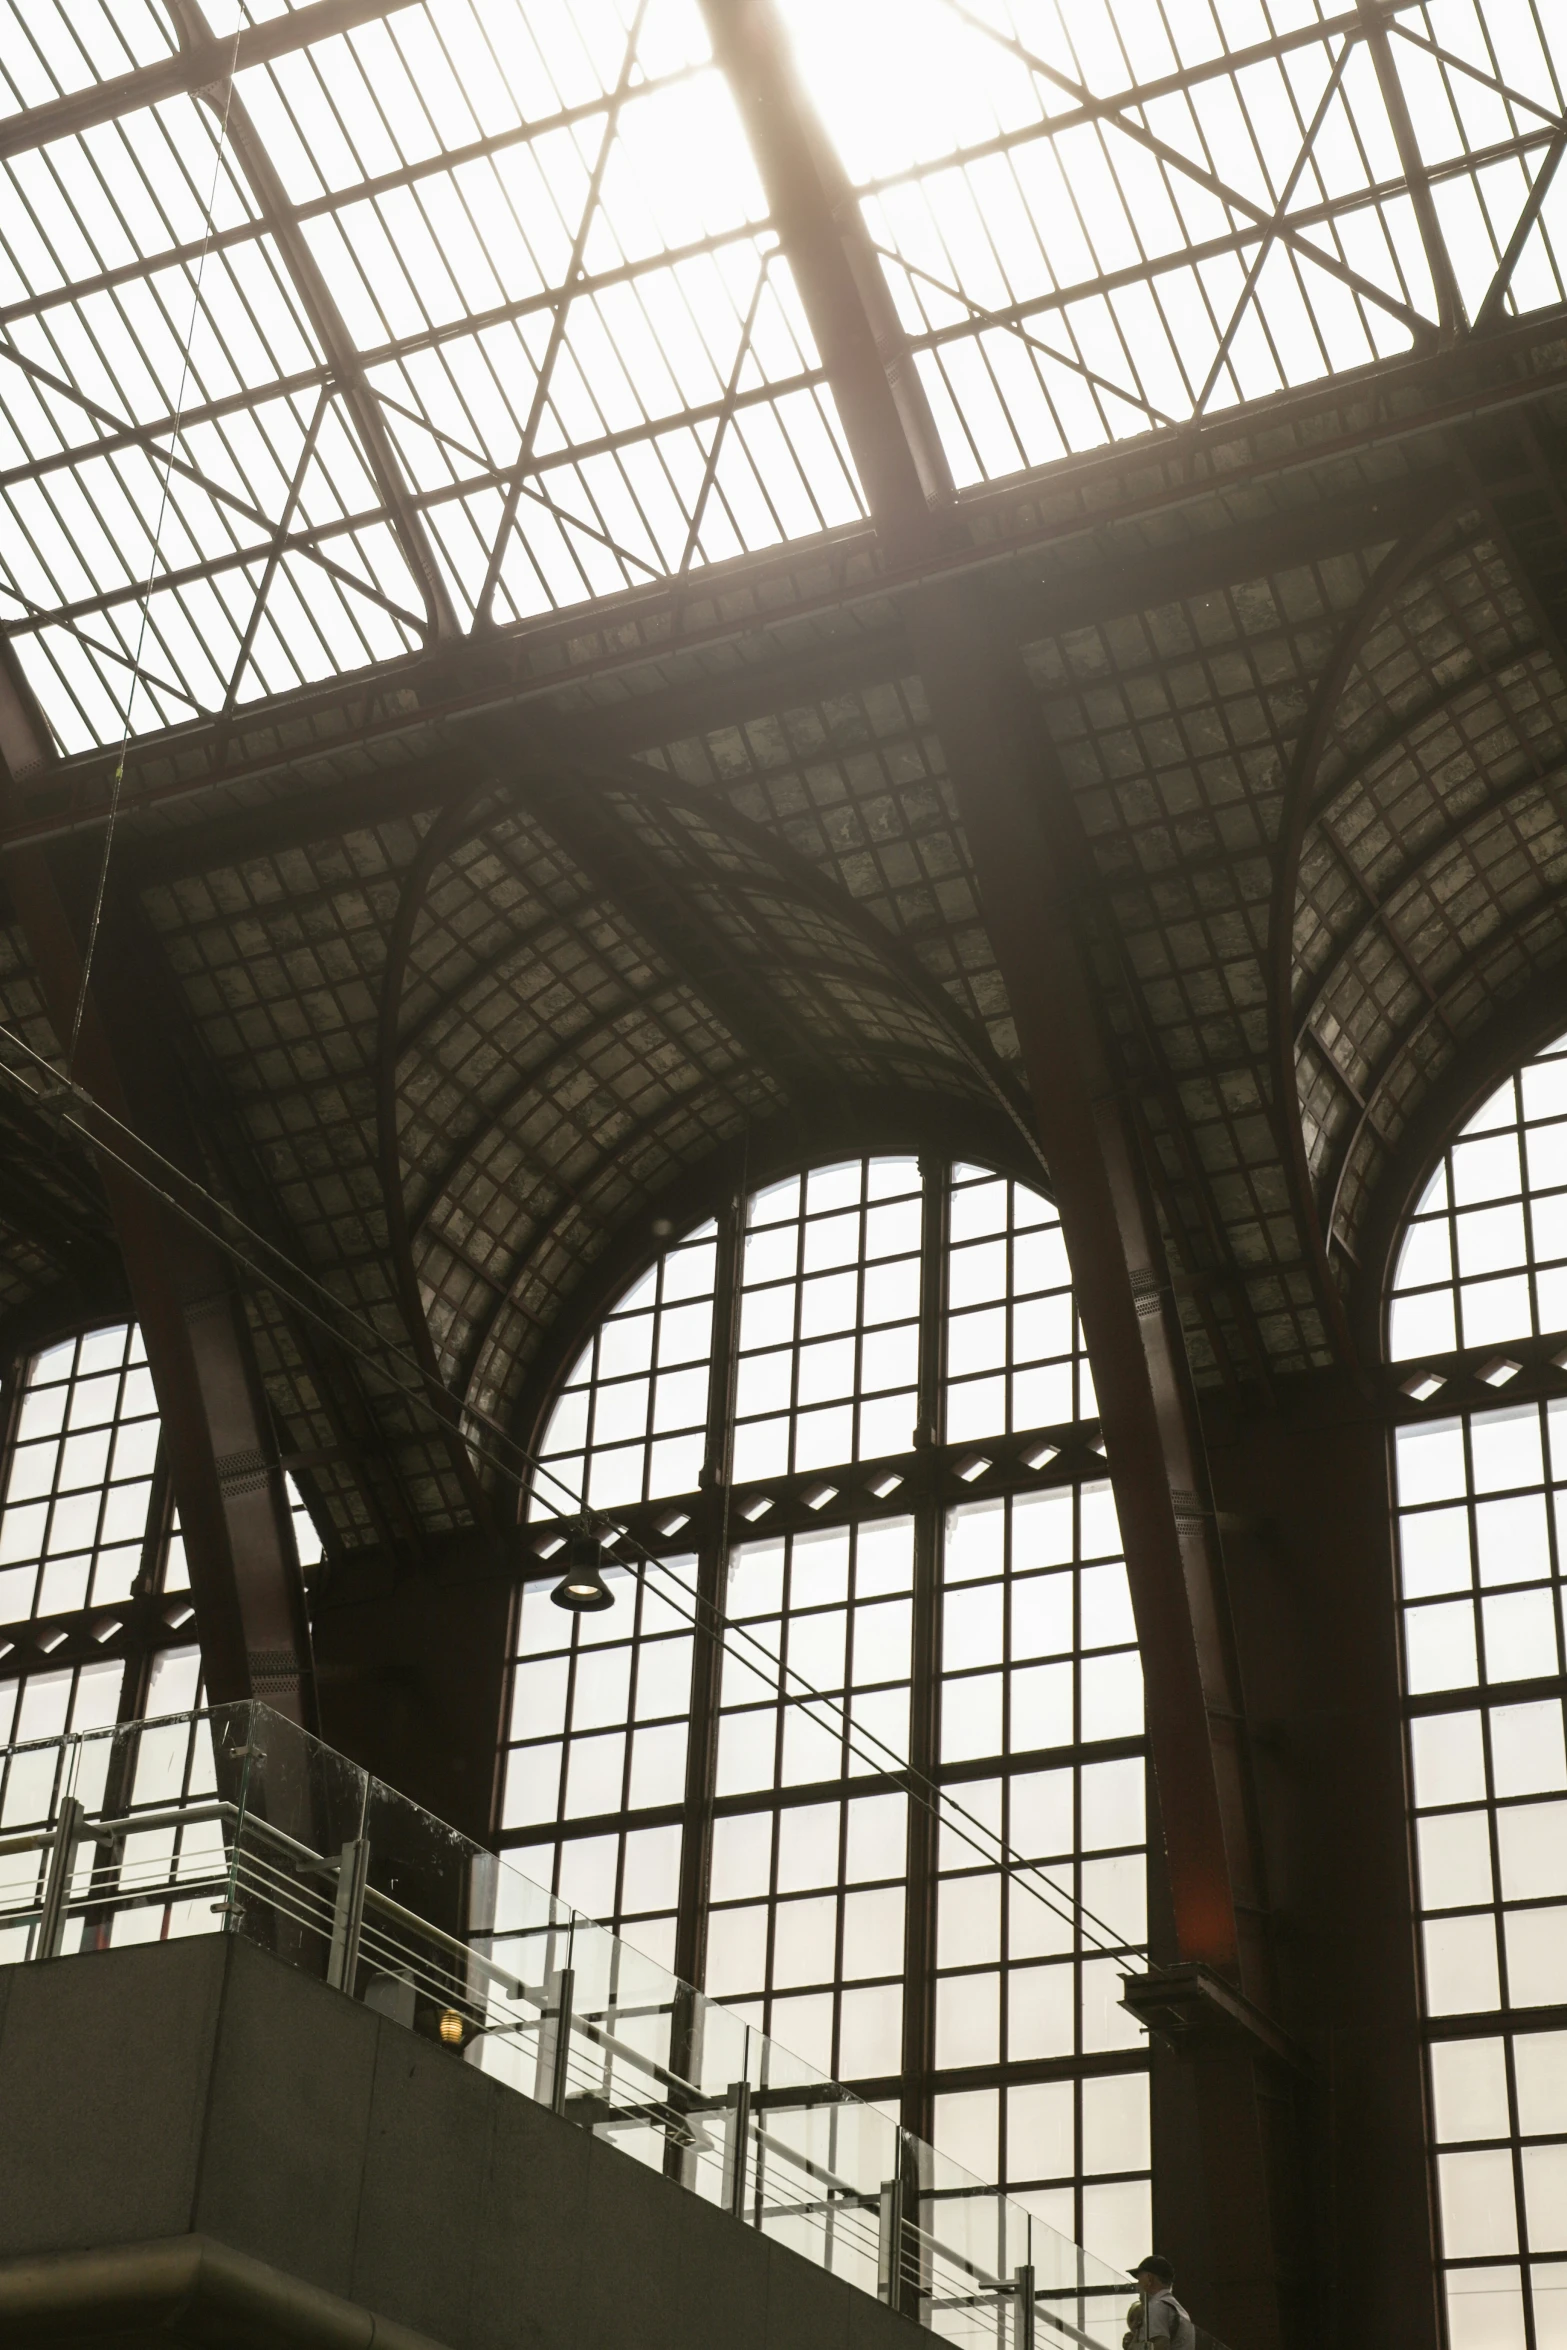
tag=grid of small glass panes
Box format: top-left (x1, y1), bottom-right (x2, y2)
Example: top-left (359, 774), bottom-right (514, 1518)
top-left (531, 1163), bottom-right (1094, 1509)
top-left (532, 1221), bottom-right (717, 1515)
top-left (946, 1165), bottom-right (1093, 1441)
top-left (704, 1516), bottom-right (914, 2083)
top-left (1390, 1030), bottom-right (1567, 1361)
top-left (500, 1555), bottom-right (696, 1972)
top-left (0, 1323), bottom-right (323, 1728)
top-left (509, 1156), bottom-right (1150, 2272)
top-left (933, 1482), bottom-right (1149, 2260)
top-left (0, 1650), bottom-right (214, 1963)
top-left (0, 1326), bottom-right (160, 1622)
top-left (1395, 1401), bottom-right (1567, 2348)
top-left (735, 1160), bottom-right (922, 1476)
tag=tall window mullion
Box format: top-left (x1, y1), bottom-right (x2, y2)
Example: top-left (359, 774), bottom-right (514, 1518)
top-left (674, 1187), bottom-right (747, 1995)
top-left (902, 1153), bottom-right (948, 2139)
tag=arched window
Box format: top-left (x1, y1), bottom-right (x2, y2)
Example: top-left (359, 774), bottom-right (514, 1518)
top-left (501, 1155), bottom-right (1151, 2272)
top-left (1389, 1039), bottom-right (1567, 2350)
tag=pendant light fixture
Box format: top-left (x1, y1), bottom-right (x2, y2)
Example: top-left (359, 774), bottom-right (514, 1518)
top-left (550, 1522), bottom-right (616, 1613)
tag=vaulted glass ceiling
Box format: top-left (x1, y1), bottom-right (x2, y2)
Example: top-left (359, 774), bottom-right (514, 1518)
top-left (2, 0), bottom-right (1565, 756)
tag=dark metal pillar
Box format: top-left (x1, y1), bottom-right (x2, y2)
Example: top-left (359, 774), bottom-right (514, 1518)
top-left (674, 1184), bottom-right (748, 1998)
top-left (903, 590), bottom-right (1292, 2348)
top-left (697, 16), bottom-right (1290, 2335)
top-left (697, 0), bottom-right (955, 557)
top-left (1201, 1373), bottom-right (1439, 2350)
top-left (0, 653), bottom-right (314, 1724)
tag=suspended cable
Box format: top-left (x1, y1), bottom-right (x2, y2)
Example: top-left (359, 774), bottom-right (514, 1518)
top-left (0, 1025), bottom-right (1152, 1971)
top-left (66, 20), bottom-right (245, 1078)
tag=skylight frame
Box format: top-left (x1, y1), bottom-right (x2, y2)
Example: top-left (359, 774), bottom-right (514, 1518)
top-left (3, 0), bottom-right (1567, 759)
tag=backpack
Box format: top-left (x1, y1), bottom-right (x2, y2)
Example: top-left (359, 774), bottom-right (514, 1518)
top-left (1131, 2289), bottom-right (1194, 2350)
top-left (1160, 2293), bottom-right (1196, 2350)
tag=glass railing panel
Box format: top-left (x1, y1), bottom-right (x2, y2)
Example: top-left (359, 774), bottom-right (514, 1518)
top-left (915, 2135), bottom-right (1016, 2350)
top-left (0, 1701), bottom-right (1217, 2349)
top-left (466, 1853), bottom-right (571, 2095)
top-left (739, 2023), bottom-right (889, 2287)
top-left (1, 1723), bottom-right (69, 1833)
top-left (547, 1915), bottom-right (644, 2168)
top-left (665, 1987), bottom-right (754, 2210)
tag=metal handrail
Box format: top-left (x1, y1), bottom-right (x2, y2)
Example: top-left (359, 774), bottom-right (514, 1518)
top-left (0, 1703), bottom-right (1176, 2350)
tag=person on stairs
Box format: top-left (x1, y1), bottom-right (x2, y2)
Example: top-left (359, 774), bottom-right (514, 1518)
top-left (1122, 2255), bottom-right (1196, 2350)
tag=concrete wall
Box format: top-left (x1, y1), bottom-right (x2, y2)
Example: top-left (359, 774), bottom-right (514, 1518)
top-left (0, 1935), bottom-right (917, 2350)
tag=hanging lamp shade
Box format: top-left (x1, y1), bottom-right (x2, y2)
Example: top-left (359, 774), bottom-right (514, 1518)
top-left (551, 1525), bottom-right (616, 1613)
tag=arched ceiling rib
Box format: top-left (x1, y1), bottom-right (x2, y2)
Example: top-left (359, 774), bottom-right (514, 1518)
top-left (383, 744), bottom-right (1035, 1445)
top-left (1287, 493), bottom-right (1567, 1280)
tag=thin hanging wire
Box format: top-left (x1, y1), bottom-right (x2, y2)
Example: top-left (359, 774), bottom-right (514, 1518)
top-left (66, 24), bottom-right (244, 1078)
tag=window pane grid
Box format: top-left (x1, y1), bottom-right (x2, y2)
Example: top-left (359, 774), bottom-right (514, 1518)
top-left (934, 1478), bottom-right (1148, 2250)
top-left (717, 1518), bottom-right (915, 1795)
top-left (0, 1323), bottom-right (158, 1624)
top-left (1391, 1029), bottom-right (1567, 1361)
top-left (502, 1556), bottom-right (696, 1823)
top-left (0, 1323), bottom-right (272, 1740)
top-left (946, 1164), bottom-right (1092, 1442)
top-left (736, 1158), bottom-right (923, 1480)
top-left (532, 1222), bottom-right (718, 1515)
top-left (941, 1488), bottom-right (1142, 1763)
top-left (706, 1785), bottom-right (909, 2084)
top-left (508, 1156), bottom-right (1149, 2275)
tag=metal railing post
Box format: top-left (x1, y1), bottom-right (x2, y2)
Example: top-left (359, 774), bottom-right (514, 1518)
top-left (35, 1796), bottom-right (85, 1961)
top-left (878, 2175), bottom-right (905, 2310)
top-left (534, 1964), bottom-right (574, 2115)
top-left (326, 1835), bottom-right (371, 1993)
top-left (723, 2076), bottom-right (752, 2219)
top-left (1014, 2264), bottom-right (1036, 2350)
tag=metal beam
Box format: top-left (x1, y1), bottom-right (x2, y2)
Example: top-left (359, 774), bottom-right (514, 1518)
top-left (0, 644), bottom-right (315, 1723)
top-left (144, 912), bottom-right (433, 1565)
top-left (373, 779), bottom-right (510, 1532)
top-left (1475, 128), bottom-right (1567, 333)
top-left (697, 33), bottom-right (1288, 2315)
top-left (903, 587), bottom-right (1291, 2349)
top-left (14, 310), bottom-right (1565, 854)
top-left (0, 0), bottom-right (419, 163)
top-left (106, 469), bottom-right (1461, 883)
top-left (1355, 0), bottom-right (1466, 338)
top-left (497, 757), bottom-right (853, 1113)
top-left (698, 0), bottom-right (953, 556)
top-left (166, 0), bottom-right (458, 648)
top-left (705, 0), bottom-right (1277, 1983)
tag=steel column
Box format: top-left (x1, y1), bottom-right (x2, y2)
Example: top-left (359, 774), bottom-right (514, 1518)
top-left (702, 0), bottom-right (1268, 2013)
top-left (900, 584), bottom-right (1288, 2350)
top-left (698, 0), bottom-right (954, 555)
top-left (698, 24), bottom-right (1290, 2334)
top-left (0, 652), bottom-right (315, 1724)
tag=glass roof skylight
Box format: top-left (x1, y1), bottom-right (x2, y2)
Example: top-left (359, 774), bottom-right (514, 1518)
top-left (2, 0), bottom-right (1565, 757)
top-left (778, 0), bottom-right (1567, 481)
